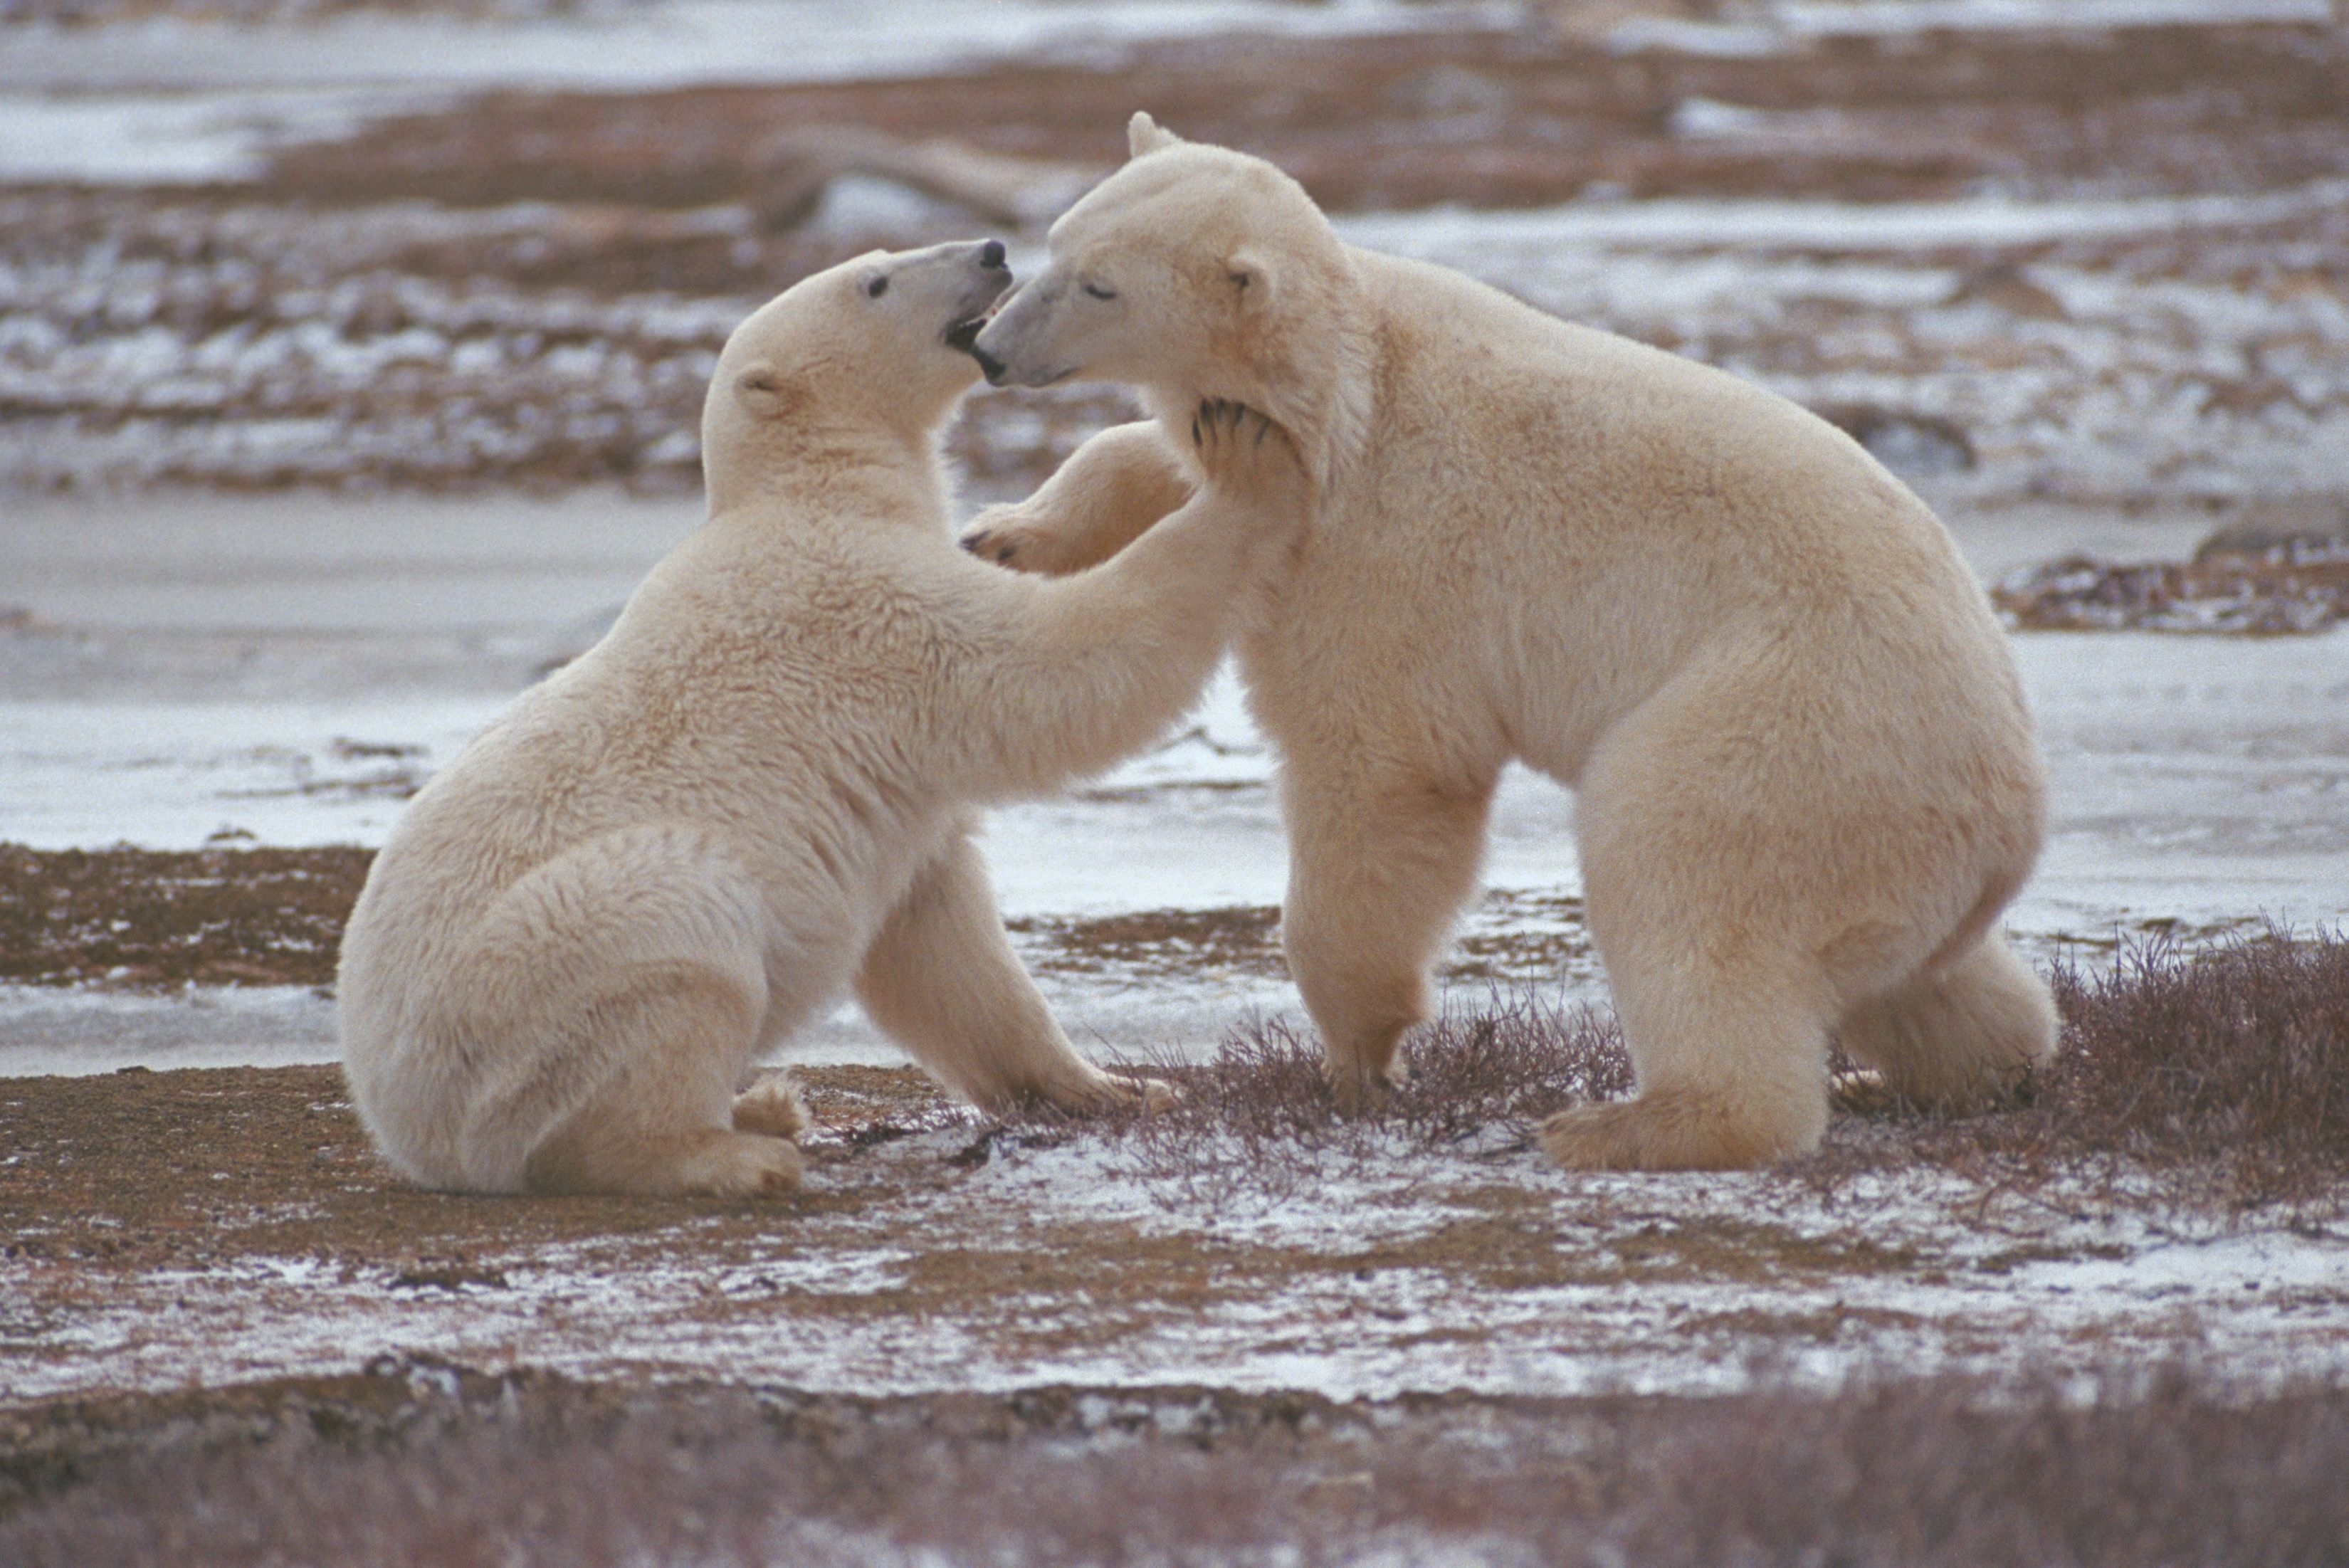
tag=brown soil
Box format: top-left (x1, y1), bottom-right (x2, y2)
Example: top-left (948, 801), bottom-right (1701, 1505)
top-left (0, 847), bottom-right (1594, 991)
top-left (0, 1061), bottom-right (966, 1273)
top-left (1994, 544), bottom-right (2349, 634)
top-left (0, 843), bottom-right (373, 988)
top-left (268, 23), bottom-right (2349, 215)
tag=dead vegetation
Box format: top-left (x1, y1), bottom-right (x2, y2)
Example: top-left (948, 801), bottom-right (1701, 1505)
top-left (1850, 932), bottom-right (2349, 1211)
top-left (1083, 932), bottom-right (2349, 1214)
top-left (1, 1354), bottom-right (2344, 1567)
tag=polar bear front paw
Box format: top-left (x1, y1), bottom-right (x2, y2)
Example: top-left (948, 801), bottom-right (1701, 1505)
top-left (960, 506), bottom-right (1077, 576)
top-left (1189, 399), bottom-right (1304, 508)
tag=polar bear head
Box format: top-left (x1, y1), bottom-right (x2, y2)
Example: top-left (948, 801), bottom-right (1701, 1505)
top-left (969, 115), bottom-right (1365, 483)
top-left (702, 239), bottom-right (1010, 511)
top-left (972, 115), bottom-right (1357, 417)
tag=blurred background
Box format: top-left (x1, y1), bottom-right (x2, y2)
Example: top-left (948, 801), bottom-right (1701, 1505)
top-left (3, 0), bottom-right (2346, 1070)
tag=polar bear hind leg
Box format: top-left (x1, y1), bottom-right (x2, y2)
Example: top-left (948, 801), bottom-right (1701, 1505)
top-left (519, 962), bottom-right (801, 1198)
top-left (1539, 954), bottom-right (1834, 1171)
top-left (1834, 928), bottom-right (2057, 1112)
top-left (424, 826), bottom-right (803, 1199)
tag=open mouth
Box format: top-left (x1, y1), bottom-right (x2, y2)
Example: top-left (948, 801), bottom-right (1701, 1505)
top-left (944, 288), bottom-right (1009, 356)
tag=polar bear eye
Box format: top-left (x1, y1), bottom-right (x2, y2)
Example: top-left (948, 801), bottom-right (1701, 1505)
top-left (1083, 282), bottom-right (1117, 301)
top-left (866, 275), bottom-right (888, 299)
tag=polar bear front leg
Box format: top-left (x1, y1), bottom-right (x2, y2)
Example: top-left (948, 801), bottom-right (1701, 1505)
top-left (961, 420), bottom-right (1195, 576)
top-left (855, 831), bottom-right (1170, 1115)
top-left (1279, 765), bottom-right (1496, 1112)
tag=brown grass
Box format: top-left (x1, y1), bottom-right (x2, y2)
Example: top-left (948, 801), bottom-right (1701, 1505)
top-left (1086, 933), bottom-right (2349, 1214)
top-left (266, 23), bottom-right (2349, 216)
top-left (1844, 931), bottom-right (2349, 1209)
top-left (1098, 994), bottom-right (1629, 1203)
top-left (3, 1357), bottom-right (2344, 1567)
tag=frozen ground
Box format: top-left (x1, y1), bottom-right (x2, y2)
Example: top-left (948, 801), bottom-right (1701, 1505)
top-left (2, 11), bottom-right (2345, 1542)
top-left (3, 1060), bottom-right (2345, 1414)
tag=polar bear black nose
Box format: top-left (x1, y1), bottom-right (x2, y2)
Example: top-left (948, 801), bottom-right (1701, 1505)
top-left (979, 240), bottom-right (1007, 270)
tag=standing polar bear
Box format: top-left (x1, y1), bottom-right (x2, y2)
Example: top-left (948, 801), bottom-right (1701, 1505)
top-left (965, 116), bottom-right (2058, 1171)
top-left (339, 239), bottom-right (1302, 1198)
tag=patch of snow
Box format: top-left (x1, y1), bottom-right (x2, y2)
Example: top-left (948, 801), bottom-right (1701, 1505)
top-left (0, 1), bottom-right (1520, 97)
top-left (1775, 0), bottom-right (2338, 37)
top-left (0, 86), bottom-right (431, 185)
top-left (1612, 0), bottom-right (2336, 56)
top-left (1337, 180), bottom-right (2349, 256)
top-left (9, 1128), bottom-right (2346, 1406)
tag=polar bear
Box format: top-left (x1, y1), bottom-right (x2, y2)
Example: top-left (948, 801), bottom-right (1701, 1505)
top-left (338, 239), bottom-right (1302, 1198)
top-left (963, 116), bottom-right (2058, 1171)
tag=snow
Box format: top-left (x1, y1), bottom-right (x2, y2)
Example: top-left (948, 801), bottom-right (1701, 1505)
top-left (1335, 180), bottom-right (2349, 257)
top-left (1608, 0), bottom-right (2335, 55)
top-left (0, 0), bottom-right (1515, 94)
top-left (7, 1122), bottom-right (2346, 1407)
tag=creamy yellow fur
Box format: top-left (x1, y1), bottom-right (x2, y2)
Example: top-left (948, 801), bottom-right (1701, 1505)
top-left (339, 242), bottom-right (1300, 1197)
top-left (965, 116), bottom-right (2057, 1171)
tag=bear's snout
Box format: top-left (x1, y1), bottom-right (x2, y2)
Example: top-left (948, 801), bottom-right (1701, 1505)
top-left (972, 344), bottom-right (1009, 385)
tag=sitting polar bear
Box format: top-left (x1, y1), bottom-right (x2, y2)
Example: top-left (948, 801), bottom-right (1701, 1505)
top-left (339, 239), bottom-right (1301, 1198)
top-left (965, 116), bottom-right (2058, 1171)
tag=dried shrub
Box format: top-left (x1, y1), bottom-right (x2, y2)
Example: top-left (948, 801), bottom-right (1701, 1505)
top-left (1876, 932), bottom-right (2349, 1209)
top-left (1098, 935), bottom-right (2349, 1214)
top-left (4, 1359), bottom-right (2346, 1567)
top-left (1100, 993), bottom-right (1630, 1205)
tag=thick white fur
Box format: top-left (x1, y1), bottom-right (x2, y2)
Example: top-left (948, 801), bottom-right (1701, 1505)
top-left (339, 241), bottom-right (1300, 1197)
top-left (965, 115), bottom-right (2058, 1171)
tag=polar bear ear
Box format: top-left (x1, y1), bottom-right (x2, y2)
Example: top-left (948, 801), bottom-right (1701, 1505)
top-left (1127, 111), bottom-right (1184, 159)
top-left (1223, 247), bottom-right (1275, 310)
top-left (732, 361), bottom-right (804, 417)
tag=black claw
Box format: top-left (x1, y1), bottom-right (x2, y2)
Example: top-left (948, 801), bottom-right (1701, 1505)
top-left (1254, 418), bottom-right (1268, 449)
top-left (1191, 416), bottom-right (1202, 445)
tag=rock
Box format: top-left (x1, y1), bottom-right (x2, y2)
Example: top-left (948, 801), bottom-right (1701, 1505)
top-left (1817, 405), bottom-right (1974, 477)
top-left (1950, 264), bottom-right (2067, 321)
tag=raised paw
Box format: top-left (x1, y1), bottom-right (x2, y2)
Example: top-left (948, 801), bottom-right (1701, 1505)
top-left (958, 507), bottom-right (1066, 575)
top-left (732, 1072), bottom-right (810, 1141)
top-left (1188, 397), bottom-right (1304, 506)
